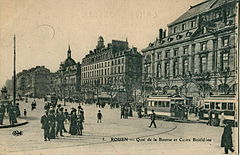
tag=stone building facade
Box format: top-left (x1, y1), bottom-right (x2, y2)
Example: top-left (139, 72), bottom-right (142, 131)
top-left (142, 0), bottom-right (237, 105)
top-left (6, 66), bottom-right (51, 98)
top-left (51, 46), bottom-right (81, 100)
top-left (81, 36), bottom-right (142, 103)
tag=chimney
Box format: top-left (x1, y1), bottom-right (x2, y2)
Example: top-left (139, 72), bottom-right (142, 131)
top-left (163, 30), bottom-right (167, 38)
top-left (159, 28), bottom-right (163, 41)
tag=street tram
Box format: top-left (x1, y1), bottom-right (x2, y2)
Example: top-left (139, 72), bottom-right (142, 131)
top-left (202, 95), bottom-right (237, 126)
top-left (146, 95), bottom-right (190, 117)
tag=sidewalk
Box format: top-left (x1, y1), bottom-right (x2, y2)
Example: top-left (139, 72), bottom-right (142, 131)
top-left (0, 117), bottom-right (28, 129)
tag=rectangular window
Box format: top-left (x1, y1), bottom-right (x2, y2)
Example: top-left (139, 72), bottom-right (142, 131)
top-left (183, 46), bottom-right (189, 55)
top-left (173, 48), bottom-right (179, 56)
top-left (222, 37), bottom-right (229, 47)
top-left (191, 44), bottom-right (195, 53)
top-left (165, 61), bottom-right (170, 78)
top-left (173, 60), bottom-right (179, 77)
top-left (201, 42), bottom-right (207, 51)
top-left (157, 63), bottom-right (161, 78)
top-left (221, 52), bottom-right (229, 70)
top-left (165, 50), bottom-right (170, 58)
top-left (182, 58), bottom-right (189, 75)
top-left (200, 56), bottom-right (207, 73)
top-left (157, 52), bottom-right (162, 59)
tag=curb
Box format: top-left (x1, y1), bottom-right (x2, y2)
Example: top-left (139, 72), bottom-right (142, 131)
top-left (0, 120), bottom-right (28, 129)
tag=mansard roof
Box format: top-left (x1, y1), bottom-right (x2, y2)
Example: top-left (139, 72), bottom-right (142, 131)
top-left (168, 0), bottom-right (231, 26)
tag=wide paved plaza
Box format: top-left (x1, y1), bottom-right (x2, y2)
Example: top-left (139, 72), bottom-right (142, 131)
top-left (0, 98), bottom-right (238, 155)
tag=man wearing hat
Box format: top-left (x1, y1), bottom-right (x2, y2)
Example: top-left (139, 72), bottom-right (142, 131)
top-left (56, 107), bottom-right (65, 137)
top-left (41, 111), bottom-right (50, 141)
top-left (149, 110), bottom-right (157, 128)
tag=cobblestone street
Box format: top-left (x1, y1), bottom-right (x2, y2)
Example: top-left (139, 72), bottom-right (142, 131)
top-left (0, 98), bottom-right (237, 155)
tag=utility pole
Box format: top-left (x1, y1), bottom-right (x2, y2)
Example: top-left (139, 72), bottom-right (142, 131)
top-left (13, 34), bottom-right (16, 106)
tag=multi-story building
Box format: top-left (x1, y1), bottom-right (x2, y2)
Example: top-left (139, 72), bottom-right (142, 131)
top-left (142, 0), bottom-right (237, 105)
top-left (81, 36), bottom-right (142, 103)
top-left (51, 46), bottom-right (81, 100)
top-left (6, 66), bottom-right (51, 98)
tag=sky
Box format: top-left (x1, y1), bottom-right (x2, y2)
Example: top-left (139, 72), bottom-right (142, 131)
top-left (0, 0), bottom-right (204, 87)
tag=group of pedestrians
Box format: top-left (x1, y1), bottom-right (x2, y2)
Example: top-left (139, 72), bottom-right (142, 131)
top-left (40, 103), bottom-right (85, 141)
top-left (0, 103), bottom-right (20, 125)
top-left (120, 104), bottom-right (132, 119)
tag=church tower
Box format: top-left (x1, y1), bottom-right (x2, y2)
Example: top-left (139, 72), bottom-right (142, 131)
top-left (67, 45), bottom-right (71, 58)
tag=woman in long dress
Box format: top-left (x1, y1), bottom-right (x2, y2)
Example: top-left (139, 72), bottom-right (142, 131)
top-left (69, 109), bottom-right (77, 135)
top-left (48, 110), bottom-right (56, 139)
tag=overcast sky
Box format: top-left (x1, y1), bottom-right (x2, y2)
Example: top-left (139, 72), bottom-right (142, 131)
top-left (0, 0), bottom-right (204, 87)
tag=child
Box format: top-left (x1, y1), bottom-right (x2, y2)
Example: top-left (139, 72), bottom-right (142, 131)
top-left (24, 109), bottom-right (27, 116)
top-left (97, 110), bottom-right (103, 123)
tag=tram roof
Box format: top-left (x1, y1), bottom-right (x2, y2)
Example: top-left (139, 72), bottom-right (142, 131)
top-left (204, 95), bottom-right (236, 102)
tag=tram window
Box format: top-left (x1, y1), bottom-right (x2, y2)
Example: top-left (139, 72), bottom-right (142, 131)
top-left (148, 101), bottom-right (151, 106)
top-left (222, 103), bottom-right (227, 110)
top-left (205, 104), bottom-right (210, 109)
top-left (216, 102), bottom-right (220, 109)
top-left (228, 103), bottom-right (234, 110)
top-left (158, 101), bottom-right (162, 107)
top-left (210, 102), bottom-right (215, 109)
top-left (162, 102), bottom-right (166, 107)
top-left (154, 101), bottom-right (157, 107)
top-left (166, 102), bottom-right (170, 107)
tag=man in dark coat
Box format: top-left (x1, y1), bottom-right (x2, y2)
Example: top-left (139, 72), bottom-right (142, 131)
top-left (221, 123), bottom-right (234, 154)
top-left (41, 111), bottom-right (50, 141)
top-left (0, 105), bottom-right (5, 125)
top-left (97, 110), bottom-right (103, 123)
top-left (56, 108), bottom-right (65, 137)
top-left (149, 110), bottom-right (157, 128)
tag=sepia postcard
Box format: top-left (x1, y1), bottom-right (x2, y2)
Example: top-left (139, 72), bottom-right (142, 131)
top-left (0, 0), bottom-right (239, 155)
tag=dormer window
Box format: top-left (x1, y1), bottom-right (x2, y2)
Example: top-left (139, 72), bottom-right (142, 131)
top-left (173, 27), bottom-right (177, 33)
top-left (182, 24), bottom-right (186, 31)
top-left (191, 20), bottom-right (196, 28)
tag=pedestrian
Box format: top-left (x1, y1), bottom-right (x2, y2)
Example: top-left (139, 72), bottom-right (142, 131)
top-left (0, 105), bottom-right (5, 125)
top-left (221, 123), bottom-right (234, 154)
top-left (207, 110), bottom-right (213, 126)
top-left (9, 106), bottom-right (17, 125)
top-left (56, 108), bottom-right (65, 137)
top-left (15, 103), bottom-right (20, 117)
top-left (97, 110), bottom-right (103, 123)
top-left (77, 113), bottom-right (84, 135)
top-left (124, 107), bottom-right (128, 119)
top-left (120, 106), bottom-right (124, 119)
top-left (78, 105), bottom-right (84, 121)
top-left (24, 109), bottom-right (27, 117)
top-left (41, 111), bottom-right (50, 141)
top-left (219, 112), bottom-right (225, 127)
top-left (64, 109), bottom-right (69, 122)
top-left (48, 109), bottom-right (56, 139)
top-left (149, 110), bottom-right (157, 128)
top-left (69, 109), bottom-right (78, 135)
